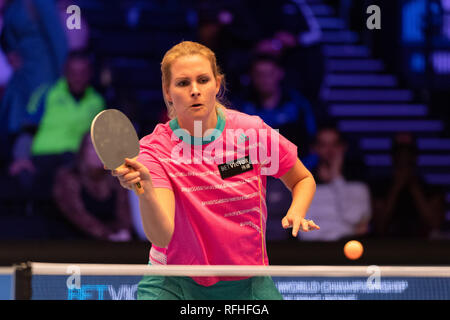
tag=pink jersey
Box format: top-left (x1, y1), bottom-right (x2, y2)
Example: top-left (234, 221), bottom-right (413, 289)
top-left (137, 108), bottom-right (297, 286)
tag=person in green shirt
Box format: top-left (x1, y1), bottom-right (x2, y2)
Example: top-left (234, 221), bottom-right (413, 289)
top-left (8, 50), bottom-right (105, 197)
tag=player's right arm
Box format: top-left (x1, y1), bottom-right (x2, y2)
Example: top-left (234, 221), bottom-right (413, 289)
top-left (112, 158), bottom-right (175, 247)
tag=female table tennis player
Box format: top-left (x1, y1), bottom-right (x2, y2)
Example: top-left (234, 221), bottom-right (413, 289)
top-left (112, 41), bottom-right (319, 300)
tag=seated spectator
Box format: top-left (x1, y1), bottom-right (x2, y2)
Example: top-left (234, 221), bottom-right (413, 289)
top-left (265, 176), bottom-right (293, 241)
top-left (236, 54), bottom-right (317, 160)
top-left (0, 11), bottom-right (12, 98)
top-left (127, 188), bottom-right (147, 241)
top-left (248, 0), bottom-right (324, 101)
top-left (53, 133), bottom-right (133, 241)
top-left (371, 132), bottom-right (445, 238)
top-left (195, 0), bottom-right (323, 96)
top-left (0, 0), bottom-right (67, 164)
top-left (299, 125), bottom-right (371, 241)
top-left (8, 50), bottom-right (104, 197)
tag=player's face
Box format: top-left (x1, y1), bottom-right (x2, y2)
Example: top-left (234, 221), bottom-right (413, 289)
top-left (165, 54), bottom-right (221, 124)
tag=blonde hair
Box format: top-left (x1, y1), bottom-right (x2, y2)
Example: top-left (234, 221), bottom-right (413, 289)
top-left (160, 41), bottom-right (227, 119)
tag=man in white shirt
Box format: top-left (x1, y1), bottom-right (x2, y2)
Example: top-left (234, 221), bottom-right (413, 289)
top-left (299, 125), bottom-right (371, 241)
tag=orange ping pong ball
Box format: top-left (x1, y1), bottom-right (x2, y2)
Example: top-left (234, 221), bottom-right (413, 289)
top-left (344, 240), bottom-right (364, 260)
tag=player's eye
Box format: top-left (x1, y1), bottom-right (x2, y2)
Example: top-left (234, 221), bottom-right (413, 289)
top-left (176, 80), bottom-right (189, 87)
top-left (198, 77), bottom-right (210, 84)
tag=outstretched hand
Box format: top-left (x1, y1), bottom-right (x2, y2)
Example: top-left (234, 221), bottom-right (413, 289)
top-left (281, 213), bottom-right (320, 237)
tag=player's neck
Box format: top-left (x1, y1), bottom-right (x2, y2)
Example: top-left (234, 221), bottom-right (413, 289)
top-left (178, 110), bottom-right (218, 138)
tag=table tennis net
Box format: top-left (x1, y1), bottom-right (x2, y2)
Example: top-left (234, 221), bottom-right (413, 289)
top-left (12, 262), bottom-right (450, 300)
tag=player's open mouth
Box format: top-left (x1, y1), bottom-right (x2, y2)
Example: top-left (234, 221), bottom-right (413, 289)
top-left (191, 103), bottom-right (203, 108)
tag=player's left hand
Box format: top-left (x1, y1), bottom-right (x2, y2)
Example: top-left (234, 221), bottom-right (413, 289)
top-left (281, 214), bottom-right (320, 237)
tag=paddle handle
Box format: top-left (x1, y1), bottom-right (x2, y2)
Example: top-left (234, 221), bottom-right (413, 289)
top-left (117, 157), bottom-right (145, 195)
top-left (132, 181), bottom-right (145, 195)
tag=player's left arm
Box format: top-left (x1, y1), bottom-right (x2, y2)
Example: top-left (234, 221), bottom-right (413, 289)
top-left (279, 158), bottom-right (319, 237)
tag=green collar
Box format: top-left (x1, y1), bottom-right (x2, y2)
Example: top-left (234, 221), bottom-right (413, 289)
top-left (169, 108), bottom-right (226, 145)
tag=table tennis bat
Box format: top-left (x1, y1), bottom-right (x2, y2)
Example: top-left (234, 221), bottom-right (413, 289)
top-left (90, 109), bottom-right (144, 195)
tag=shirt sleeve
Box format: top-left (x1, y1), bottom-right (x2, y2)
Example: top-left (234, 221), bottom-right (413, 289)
top-left (137, 138), bottom-right (173, 190)
top-left (258, 119), bottom-right (298, 178)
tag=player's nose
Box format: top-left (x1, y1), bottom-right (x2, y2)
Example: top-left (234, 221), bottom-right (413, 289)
top-left (190, 83), bottom-right (200, 97)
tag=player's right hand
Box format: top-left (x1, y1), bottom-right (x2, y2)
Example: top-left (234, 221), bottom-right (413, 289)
top-left (110, 158), bottom-right (153, 192)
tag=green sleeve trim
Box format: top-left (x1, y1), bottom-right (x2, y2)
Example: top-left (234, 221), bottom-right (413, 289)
top-left (26, 83), bottom-right (50, 114)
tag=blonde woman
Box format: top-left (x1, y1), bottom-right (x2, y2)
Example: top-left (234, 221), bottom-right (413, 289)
top-left (112, 41), bottom-right (318, 300)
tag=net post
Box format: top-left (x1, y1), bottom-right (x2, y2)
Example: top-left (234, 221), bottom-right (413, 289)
top-left (13, 262), bottom-right (32, 300)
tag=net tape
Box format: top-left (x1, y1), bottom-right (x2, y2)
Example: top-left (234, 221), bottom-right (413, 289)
top-left (26, 263), bottom-right (450, 277)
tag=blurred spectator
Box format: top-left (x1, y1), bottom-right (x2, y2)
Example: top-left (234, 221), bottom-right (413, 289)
top-left (249, 0), bottom-right (324, 100)
top-left (8, 50), bottom-right (104, 197)
top-left (195, 0), bottom-right (322, 95)
top-left (0, 52), bottom-right (12, 97)
top-left (299, 125), bottom-right (371, 241)
top-left (128, 189), bottom-right (147, 241)
top-left (265, 176), bottom-right (292, 241)
top-left (0, 5), bottom-right (12, 97)
top-left (251, 0), bottom-right (321, 56)
top-left (195, 0), bottom-right (257, 94)
top-left (0, 0), bottom-right (67, 164)
top-left (371, 133), bottom-right (445, 238)
top-left (53, 134), bottom-right (133, 241)
top-left (237, 54), bottom-right (317, 160)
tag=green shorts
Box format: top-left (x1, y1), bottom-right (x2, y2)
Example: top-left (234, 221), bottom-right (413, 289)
top-left (137, 274), bottom-right (283, 300)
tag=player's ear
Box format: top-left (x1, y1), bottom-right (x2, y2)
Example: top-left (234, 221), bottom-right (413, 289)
top-left (215, 75), bottom-right (222, 96)
top-left (163, 85), bottom-right (172, 104)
